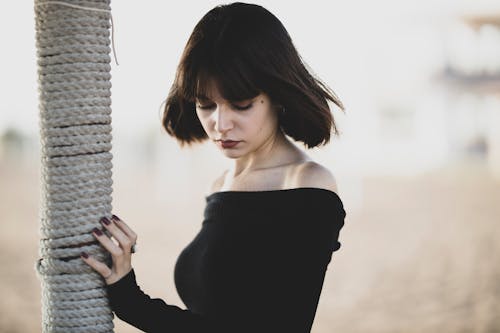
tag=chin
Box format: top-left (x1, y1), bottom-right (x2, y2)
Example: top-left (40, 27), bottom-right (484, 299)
top-left (221, 150), bottom-right (242, 159)
top-left (217, 145), bottom-right (246, 158)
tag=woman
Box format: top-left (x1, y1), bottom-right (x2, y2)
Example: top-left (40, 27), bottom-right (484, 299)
top-left (81, 2), bottom-right (346, 332)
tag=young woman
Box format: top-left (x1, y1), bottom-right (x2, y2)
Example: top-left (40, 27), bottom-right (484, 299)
top-left (82, 2), bottom-right (346, 332)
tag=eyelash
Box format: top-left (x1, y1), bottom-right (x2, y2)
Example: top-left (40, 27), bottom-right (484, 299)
top-left (197, 103), bottom-right (253, 111)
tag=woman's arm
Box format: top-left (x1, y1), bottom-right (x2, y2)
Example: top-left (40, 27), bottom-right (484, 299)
top-left (81, 215), bottom-right (223, 332)
top-left (105, 269), bottom-right (222, 333)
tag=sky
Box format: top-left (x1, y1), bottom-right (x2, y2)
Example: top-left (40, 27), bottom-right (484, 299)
top-left (3, 0), bottom-right (497, 137)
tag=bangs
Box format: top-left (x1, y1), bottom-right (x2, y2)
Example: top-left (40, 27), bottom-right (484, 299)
top-left (180, 49), bottom-right (262, 103)
top-left (196, 61), bottom-right (261, 102)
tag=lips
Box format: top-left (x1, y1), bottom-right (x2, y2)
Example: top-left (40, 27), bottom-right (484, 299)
top-left (218, 140), bottom-right (240, 148)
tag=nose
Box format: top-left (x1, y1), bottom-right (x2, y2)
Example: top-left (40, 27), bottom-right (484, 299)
top-left (214, 106), bottom-right (234, 134)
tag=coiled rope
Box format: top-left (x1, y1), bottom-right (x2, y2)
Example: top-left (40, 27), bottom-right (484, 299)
top-left (34, 1), bottom-right (115, 332)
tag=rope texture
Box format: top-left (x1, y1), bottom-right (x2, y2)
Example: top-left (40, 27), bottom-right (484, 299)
top-left (34, 1), bottom-right (115, 332)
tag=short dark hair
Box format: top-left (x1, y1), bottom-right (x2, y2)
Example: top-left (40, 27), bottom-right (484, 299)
top-left (162, 2), bottom-right (344, 148)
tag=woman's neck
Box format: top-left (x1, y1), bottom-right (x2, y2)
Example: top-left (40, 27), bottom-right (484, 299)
top-left (230, 130), bottom-right (309, 178)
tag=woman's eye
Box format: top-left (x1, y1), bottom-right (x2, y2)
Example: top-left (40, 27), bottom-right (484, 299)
top-left (197, 104), bottom-right (216, 110)
top-left (197, 103), bottom-right (253, 111)
top-left (233, 103), bottom-right (253, 111)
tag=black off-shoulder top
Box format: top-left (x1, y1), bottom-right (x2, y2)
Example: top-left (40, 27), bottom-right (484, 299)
top-left (106, 188), bottom-right (346, 333)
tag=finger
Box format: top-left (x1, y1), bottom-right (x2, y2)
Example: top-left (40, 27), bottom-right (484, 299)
top-left (92, 227), bottom-right (123, 257)
top-left (111, 214), bottom-right (138, 243)
top-left (80, 251), bottom-right (112, 279)
top-left (100, 217), bottom-right (134, 251)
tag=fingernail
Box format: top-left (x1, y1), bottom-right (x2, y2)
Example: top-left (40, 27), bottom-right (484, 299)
top-left (100, 217), bottom-right (111, 225)
top-left (92, 228), bottom-right (103, 236)
top-left (111, 214), bottom-right (120, 222)
top-left (81, 251), bottom-right (89, 259)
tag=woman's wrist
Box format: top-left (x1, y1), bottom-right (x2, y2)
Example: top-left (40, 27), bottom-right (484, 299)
top-left (106, 267), bottom-right (134, 287)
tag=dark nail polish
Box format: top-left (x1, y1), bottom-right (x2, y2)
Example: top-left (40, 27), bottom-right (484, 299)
top-left (100, 217), bottom-right (111, 225)
top-left (92, 228), bottom-right (103, 236)
top-left (81, 251), bottom-right (89, 259)
top-left (111, 214), bottom-right (120, 222)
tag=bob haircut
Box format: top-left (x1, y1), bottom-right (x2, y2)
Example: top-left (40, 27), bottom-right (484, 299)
top-left (162, 2), bottom-right (344, 148)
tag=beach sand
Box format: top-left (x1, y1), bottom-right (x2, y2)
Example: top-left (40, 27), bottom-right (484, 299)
top-left (1, 158), bottom-right (499, 332)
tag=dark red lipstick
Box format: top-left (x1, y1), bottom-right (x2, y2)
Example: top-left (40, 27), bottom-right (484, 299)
top-left (219, 140), bottom-right (240, 149)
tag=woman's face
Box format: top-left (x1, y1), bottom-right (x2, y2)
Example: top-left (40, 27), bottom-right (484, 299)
top-left (195, 83), bottom-right (280, 159)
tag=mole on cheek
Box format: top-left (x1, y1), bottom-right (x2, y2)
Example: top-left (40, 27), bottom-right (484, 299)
top-left (260, 100), bottom-right (264, 104)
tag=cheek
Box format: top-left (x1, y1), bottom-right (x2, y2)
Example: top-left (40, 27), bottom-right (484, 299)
top-left (196, 112), bottom-right (210, 128)
top-left (250, 117), bottom-right (272, 138)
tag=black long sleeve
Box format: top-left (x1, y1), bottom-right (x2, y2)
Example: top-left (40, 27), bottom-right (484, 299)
top-left (106, 269), bottom-right (222, 332)
top-left (105, 188), bottom-right (346, 333)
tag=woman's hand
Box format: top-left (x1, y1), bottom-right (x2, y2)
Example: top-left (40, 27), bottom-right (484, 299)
top-left (81, 214), bottom-right (138, 285)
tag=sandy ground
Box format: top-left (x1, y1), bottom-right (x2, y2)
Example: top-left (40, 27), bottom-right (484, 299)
top-left (1, 157), bottom-right (499, 332)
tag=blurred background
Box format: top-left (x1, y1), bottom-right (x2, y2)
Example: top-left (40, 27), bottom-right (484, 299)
top-left (2, 0), bottom-right (500, 332)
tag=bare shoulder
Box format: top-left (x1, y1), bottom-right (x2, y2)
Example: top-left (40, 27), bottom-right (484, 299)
top-left (292, 161), bottom-right (338, 193)
top-left (208, 169), bottom-right (229, 194)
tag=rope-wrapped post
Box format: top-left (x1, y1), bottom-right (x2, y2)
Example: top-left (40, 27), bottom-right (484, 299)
top-left (34, 1), bottom-right (115, 332)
